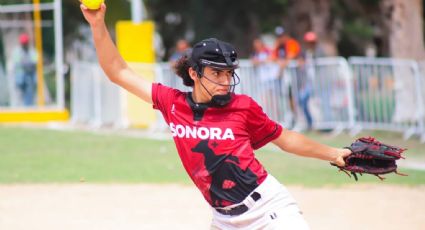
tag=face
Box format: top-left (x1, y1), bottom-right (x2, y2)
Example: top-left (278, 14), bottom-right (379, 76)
top-left (277, 34), bottom-right (289, 44)
top-left (23, 43), bottom-right (29, 49)
top-left (190, 66), bottom-right (235, 102)
top-left (176, 40), bottom-right (189, 52)
top-left (253, 39), bottom-right (263, 51)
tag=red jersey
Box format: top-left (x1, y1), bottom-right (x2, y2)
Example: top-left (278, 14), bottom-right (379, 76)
top-left (152, 83), bottom-right (283, 207)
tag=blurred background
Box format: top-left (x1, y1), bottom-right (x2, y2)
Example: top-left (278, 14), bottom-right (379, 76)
top-left (0, 0), bottom-right (424, 138)
top-left (1, 1), bottom-right (425, 230)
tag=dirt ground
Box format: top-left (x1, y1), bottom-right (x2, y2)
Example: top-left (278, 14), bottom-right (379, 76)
top-left (0, 184), bottom-right (424, 230)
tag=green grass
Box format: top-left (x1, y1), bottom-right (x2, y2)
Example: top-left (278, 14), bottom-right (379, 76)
top-left (259, 149), bottom-right (425, 187)
top-left (0, 126), bottom-right (188, 184)
top-left (1, 126), bottom-right (424, 186)
top-left (260, 131), bottom-right (425, 187)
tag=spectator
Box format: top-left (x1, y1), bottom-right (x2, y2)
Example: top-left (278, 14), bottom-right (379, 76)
top-left (303, 31), bottom-right (333, 125)
top-left (168, 39), bottom-right (190, 67)
top-left (250, 38), bottom-right (275, 114)
top-left (271, 26), bottom-right (302, 127)
top-left (291, 31), bottom-right (325, 131)
top-left (11, 33), bottom-right (38, 106)
top-left (251, 38), bottom-right (271, 66)
top-left (271, 26), bottom-right (301, 69)
top-left (251, 38), bottom-right (275, 86)
top-left (167, 39), bottom-right (191, 88)
top-left (303, 31), bottom-right (325, 59)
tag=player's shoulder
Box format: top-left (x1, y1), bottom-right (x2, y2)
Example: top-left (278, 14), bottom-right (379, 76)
top-left (154, 83), bottom-right (184, 95)
top-left (152, 83), bottom-right (188, 108)
top-left (229, 93), bottom-right (258, 109)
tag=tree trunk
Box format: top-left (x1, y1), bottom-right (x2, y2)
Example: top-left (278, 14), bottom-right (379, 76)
top-left (381, 0), bottom-right (425, 59)
top-left (289, 0), bottom-right (338, 56)
top-left (310, 0), bottom-right (338, 56)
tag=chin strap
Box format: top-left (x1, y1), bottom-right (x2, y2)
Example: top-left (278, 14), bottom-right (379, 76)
top-left (210, 93), bottom-right (232, 107)
top-left (198, 79), bottom-right (232, 107)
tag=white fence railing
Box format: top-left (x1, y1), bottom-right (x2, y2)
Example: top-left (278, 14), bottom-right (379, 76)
top-left (70, 57), bottom-right (425, 141)
top-left (70, 62), bottom-right (121, 127)
top-left (418, 60), bottom-right (425, 142)
top-left (349, 57), bottom-right (424, 139)
top-left (0, 64), bottom-right (9, 107)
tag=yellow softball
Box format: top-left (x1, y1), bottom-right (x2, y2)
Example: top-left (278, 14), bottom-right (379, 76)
top-left (81, 0), bottom-right (104, 10)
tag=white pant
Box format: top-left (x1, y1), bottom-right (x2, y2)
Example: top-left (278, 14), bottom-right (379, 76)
top-left (210, 175), bottom-right (310, 230)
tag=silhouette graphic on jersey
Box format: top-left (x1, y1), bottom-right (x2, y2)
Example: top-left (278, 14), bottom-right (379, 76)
top-left (191, 139), bottom-right (258, 207)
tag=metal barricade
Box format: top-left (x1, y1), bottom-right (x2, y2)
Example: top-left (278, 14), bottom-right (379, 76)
top-left (69, 58), bottom-right (425, 142)
top-left (70, 59), bottom-right (352, 132)
top-left (418, 60), bottom-right (425, 142)
top-left (291, 57), bottom-right (354, 132)
top-left (155, 62), bottom-right (192, 92)
top-left (0, 64), bottom-right (9, 107)
top-left (349, 57), bottom-right (424, 139)
top-left (70, 62), bottom-right (121, 127)
top-left (237, 60), bottom-right (294, 127)
top-left (238, 58), bottom-right (354, 132)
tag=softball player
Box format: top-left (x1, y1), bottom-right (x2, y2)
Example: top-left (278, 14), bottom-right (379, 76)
top-left (81, 3), bottom-right (351, 229)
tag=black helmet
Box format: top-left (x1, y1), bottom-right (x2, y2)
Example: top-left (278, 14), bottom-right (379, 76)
top-left (189, 38), bottom-right (239, 72)
top-left (184, 38), bottom-right (240, 107)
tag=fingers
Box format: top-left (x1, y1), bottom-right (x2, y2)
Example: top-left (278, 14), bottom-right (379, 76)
top-left (79, 1), bottom-right (106, 11)
top-left (80, 4), bottom-right (88, 11)
top-left (338, 149), bottom-right (351, 166)
top-left (78, 0), bottom-right (87, 10)
top-left (333, 156), bottom-right (345, 167)
top-left (343, 148), bottom-right (352, 157)
top-left (330, 148), bottom-right (350, 167)
top-left (80, 2), bottom-right (106, 16)
top-left (99, 3), bottom-right (107, 13)
top-left (337, 157), bottom-right (346, 167)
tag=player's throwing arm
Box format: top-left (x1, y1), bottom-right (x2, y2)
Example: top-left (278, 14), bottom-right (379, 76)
top-left (80, 1), bottom-right (152, 104)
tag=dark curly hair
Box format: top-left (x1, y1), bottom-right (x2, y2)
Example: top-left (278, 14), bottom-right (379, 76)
top-left (174, 55), bottom-right (195, 87)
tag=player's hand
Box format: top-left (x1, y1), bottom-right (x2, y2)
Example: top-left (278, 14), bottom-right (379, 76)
top-left (331, 148), bottom-right (352, 167)
top-left (79, 1), bottom-right (107, 27)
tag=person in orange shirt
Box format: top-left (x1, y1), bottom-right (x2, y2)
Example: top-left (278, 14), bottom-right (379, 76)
top-left (271, 27), bottom-right (302, 128)
top-left (271, 26), bottom-right (301, 69)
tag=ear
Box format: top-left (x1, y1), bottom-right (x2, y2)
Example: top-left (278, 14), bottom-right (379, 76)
top-left (188, 67), bottom-right (200, 81)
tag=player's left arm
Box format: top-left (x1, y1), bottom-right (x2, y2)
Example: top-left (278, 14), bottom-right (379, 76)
top-left (271, 130), bottom-right (351, 167)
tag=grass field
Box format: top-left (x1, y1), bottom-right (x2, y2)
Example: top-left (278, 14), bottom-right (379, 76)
top-left (1, 125), bottom-right (424, 186)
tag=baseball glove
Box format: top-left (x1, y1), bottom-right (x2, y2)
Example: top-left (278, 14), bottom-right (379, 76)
top-left (332, 137), bottom-right (407, 181)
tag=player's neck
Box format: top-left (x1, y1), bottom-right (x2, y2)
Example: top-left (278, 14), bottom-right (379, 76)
top-left (192, 87), bottom-right (211, 104)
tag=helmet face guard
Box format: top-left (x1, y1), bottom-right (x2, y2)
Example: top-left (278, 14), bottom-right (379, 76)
top-left (199, 65), bottom-right (240, 89)
top-left (197, 64), bottom-right (240, 108)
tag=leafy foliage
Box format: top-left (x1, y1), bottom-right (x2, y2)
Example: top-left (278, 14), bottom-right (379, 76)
top-left (1, 0), bottom-right (423, 59)
top-left (145, 0), bottom-right (289, 58)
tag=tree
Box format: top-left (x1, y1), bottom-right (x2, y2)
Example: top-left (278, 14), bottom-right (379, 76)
top-left (381, 0), bottom-right (425, 59)
top-left (287, 0), bottom-right (338, 56)
top-left (145, 0), bottom-right (290, 58)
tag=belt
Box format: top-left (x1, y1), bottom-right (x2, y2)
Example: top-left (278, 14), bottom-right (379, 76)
top-left (215, 192), bottom-right (261, 216)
